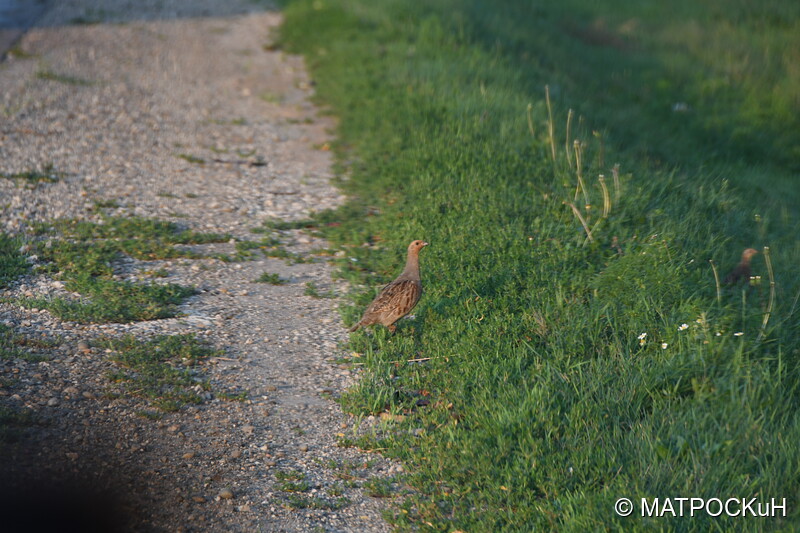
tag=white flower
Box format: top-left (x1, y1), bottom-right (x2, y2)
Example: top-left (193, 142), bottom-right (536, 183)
top-left (678, 323), bottom-right (688, 331)
top-left (734, 332), bottom-right (744, 337)
top-left (661, 343), bottom-right (668, 349)
top-left (637, 332), bottom-right (647, 346)
top-left (715, 332), bottom-right (722, 336)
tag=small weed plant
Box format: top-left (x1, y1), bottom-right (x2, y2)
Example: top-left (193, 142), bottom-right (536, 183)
top-left (254, 272), bottom-right (288, 285)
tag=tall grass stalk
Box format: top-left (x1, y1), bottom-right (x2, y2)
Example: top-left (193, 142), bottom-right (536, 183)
top-left (566, 201), bottom-right (593, 243)
top-left (545, 84), bottom-right (556, 165)
top-left (565, 108), bottom-right (574, 169)
top-left (526, 103), bottom-right (535, 138)
top-left (757, 246), bottom-right (775, 343)
top-left (612, 163), bottom-right (621, 204)
top-left (598, 174), bottom-right (610, 218)
top-left (594, 130), bottom-right (605, 169)
top-left (573, 139), bottom-right (589, 207)
top-left (709, 259), bottom-right (721, 305)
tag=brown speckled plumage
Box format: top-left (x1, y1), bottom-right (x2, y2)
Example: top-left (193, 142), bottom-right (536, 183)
top-left (349, 240), bottom-right (428, 333)
top-left (724, 248), bottom-right (759, 284)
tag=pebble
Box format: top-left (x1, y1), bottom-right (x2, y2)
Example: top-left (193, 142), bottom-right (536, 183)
top-left (77, 340), bottom-right (90, 353)
top-left (218, 488), bottom-right (234, 500)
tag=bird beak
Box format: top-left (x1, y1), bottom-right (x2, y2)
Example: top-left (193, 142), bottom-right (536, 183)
top-left (422, 241), bottom-right (429, 247)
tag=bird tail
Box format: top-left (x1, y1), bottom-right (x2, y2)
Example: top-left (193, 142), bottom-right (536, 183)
top-left (348, 322), bottom-right (361, 332)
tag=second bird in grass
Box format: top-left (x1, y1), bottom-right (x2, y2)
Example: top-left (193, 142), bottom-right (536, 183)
top-left (724, 248), bottom-right (759, 285)
top-left (349, 240), bottom-right (428, 333)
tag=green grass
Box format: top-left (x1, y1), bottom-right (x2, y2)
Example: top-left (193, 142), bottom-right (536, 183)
top-left (363, 477), bottom-right (394, 498)
top-left (4, 45), bottom-right (37, 60)
top-left (101, 334), bottom-right (221, 412)
top-left (35, 216), bottom-right (230, 249)
top-left (0, 234), bottom-right (29, 289)
top-left (1, 163), bottom-right (63, 186)
top-left (274, 469), bottom-right (351, 509)
top-left (275, 469), bottom-right (310, 493)
top-left (304, 282), bottom-right (334, 299)
top-left (279, 1), bottom-right (800, 531)
top-left (21, 280), bottom-right (195, 324)
top-left (0, 324), bottom-right (49, 362)
top-left (259, 218), bottom-right (318, 231)
top-left (0, 405), bottom-right (36, 447)
top-left (177, 153), bottom-right (206, 165)
top-left (278, 479), bottom-right (311, 493)
top-left (0, 324), bottom-right (23, 360)
top-left (91, 198), bottom-right (121, 210)
top-left (275, 469), bottom-right (306, 482)
top-left (234, 237), bottom-right (281, 258)
top-left (36, 70), bottom-right (95, 86)
top-left (24, 216), bottom-right (230, 323)
top-left (216, 390), bottom-right (249, 402)
top-left (470, 0), bottom-right (800, 216)
top-left (254, 272), bottom-right (288, 285)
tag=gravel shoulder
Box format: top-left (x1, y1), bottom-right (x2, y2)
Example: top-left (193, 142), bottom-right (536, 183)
top-left (0, 3), bottom-right (394, 532)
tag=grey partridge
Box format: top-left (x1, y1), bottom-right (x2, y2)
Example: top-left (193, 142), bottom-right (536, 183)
top-left (349, 240), bottom-right (428, 333)
top-left (723, 248), bottom-right (759, 285)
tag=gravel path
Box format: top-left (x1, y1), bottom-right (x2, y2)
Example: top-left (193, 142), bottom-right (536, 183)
top-left (0, 2), bottom-right (394, 531)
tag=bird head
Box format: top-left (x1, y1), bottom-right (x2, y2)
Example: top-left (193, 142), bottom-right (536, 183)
top-left (409, 240), bottom-right (429, 253)
top-left (742, 248), bottom-right (759, 262)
